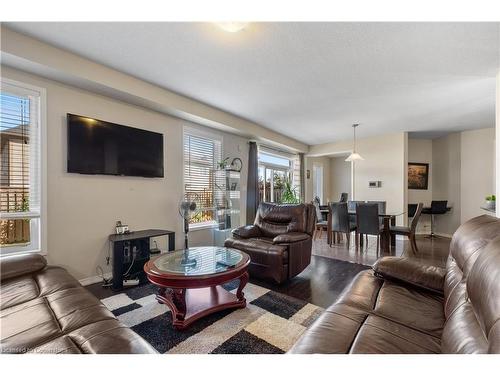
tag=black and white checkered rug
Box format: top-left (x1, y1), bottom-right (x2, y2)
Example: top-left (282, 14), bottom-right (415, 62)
top-left (100, 281), bottom-right (323, 354)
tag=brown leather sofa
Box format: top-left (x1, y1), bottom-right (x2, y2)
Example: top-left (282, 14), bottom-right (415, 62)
top-left (290, 214), bottom-right (500, 354)
top-left (225, 202), bottom-right (316, 284)
top-left (0, 253), bottom-right (156, 354)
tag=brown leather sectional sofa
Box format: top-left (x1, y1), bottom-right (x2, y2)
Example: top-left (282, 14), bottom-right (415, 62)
top-left (225, 202), bottom-right (316, 284)
top-left (290, 214), bottom-right (500, 354)
top-left (0, 254), bottom-right (155, 354)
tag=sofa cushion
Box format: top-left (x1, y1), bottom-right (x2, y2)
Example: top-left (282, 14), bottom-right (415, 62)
top-left (0, 253), bottom-right (47, 281)
top-left (254, 202), bottom-right (308, 237)
top-left (349, 315), bottom-right (441, 354)
top-left (0, 275), bottom-right (40, 310)
top-left (289, 304), bottom-right (369, 354)
top-left (46, 287), bottom-right (116, 333)
top-left (373, 282), bottom-right (445, 338)
top-left (68, 320), bottom-right (157, 354)
top-left (0, 298), bottom-right (62, 353)
top-left (225, 237), bottom-right (288, 264)
top-left (373, 256), bottom-right (445, 294)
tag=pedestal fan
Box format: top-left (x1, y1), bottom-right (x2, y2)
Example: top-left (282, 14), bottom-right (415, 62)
top-left (178, 193), bottom-right (202, 266)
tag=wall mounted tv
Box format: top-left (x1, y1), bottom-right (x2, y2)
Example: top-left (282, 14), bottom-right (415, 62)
top-left (67, 114), bottom-right (164, 178)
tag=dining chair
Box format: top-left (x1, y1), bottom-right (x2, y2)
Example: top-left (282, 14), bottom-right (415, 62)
top-left (339, 192), bottom-right (348, 203)
top-left (367, 200), bottom-right (387, 234)
top-left (347, 200), bottom-right (364, 211)
top-left (390, 203), bottom-right (424, 253)
top-left (408, 204), bottom-right (418, 219)
top-left (355, 203), bottom-right (384, 252)
top-left (368, 201), bottom-right (386, 215)
top-left (329, 202), bottom-right (356, 248)
top-left (422, 200), bottom-right (448, 237)
top-left (312, 200), bottom-right (328, 240)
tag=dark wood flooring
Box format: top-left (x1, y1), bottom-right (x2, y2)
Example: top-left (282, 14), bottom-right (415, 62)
top-left (87, 235), bottom-right (451, 309)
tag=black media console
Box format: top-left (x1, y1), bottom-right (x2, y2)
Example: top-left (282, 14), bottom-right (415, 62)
top-left (109, 229), bottom-right (175, 290)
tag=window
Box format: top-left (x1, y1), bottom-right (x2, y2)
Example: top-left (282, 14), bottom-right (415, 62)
top-left (183, 130), bottom-right (222, 228)
top-left (313, 165), bottom-right (324, 204)
top-left (1, 80), bottom-right (45, 256)
top-left (258, 147), bottom-right (301, 203)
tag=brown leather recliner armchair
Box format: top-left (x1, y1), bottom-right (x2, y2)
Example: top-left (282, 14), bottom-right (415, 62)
top-left (224, 202), bottom-right (316, 284)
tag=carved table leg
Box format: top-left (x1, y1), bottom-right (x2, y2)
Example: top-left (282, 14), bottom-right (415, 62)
top-left (157, 288), bottom-right (187, 326)
top-left (236, 272), bottom-right (249, 303)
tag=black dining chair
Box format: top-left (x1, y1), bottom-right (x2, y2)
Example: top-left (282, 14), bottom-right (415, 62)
top-left (347, 200), bottom-right (364, 212)
top-left (312, 200), bottom-right (328, 240)
top-left (422, 200), bottom-right (448, 237)
top-left (339, 192), bottom-right (348, 203)
top-left (355, 203), bottom-right (384, 252)
top-left (368, 201), bottom-right (386, 215)
top-left (329, 202), bottom-right (356, 248)
top-left (390, 203), bottom-right (424, 253)
top-left (366, 200), bottom-right (386, 242)
top-left (408, 204), bottom-right (418, 219)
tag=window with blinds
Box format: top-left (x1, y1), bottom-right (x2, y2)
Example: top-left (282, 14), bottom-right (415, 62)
top-left (183, 131), bottom-right (222, 228)
top-left (0, 81), bottom-right (42, 255)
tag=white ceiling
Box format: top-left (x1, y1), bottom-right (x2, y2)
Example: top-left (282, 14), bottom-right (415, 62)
top-left (5, 22), bottom-right (500, 145)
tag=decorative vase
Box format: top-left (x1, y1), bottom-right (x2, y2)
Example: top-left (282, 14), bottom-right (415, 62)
top-left (485, 200), bottom-right (496, 210)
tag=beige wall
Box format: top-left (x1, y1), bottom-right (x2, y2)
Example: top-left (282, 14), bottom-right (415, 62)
top-left (329, 156), bottom-right (351, 202)
top-left (461, 128), bottom-right (496, 222)
top-left (308, 132), bottom-right (407, 225)
top-left (432, 133), bottom-right (462, 235)
top-left (2, 66), bottom-right (250, 281)
top-left (408, 138), bottom-right (433, 233)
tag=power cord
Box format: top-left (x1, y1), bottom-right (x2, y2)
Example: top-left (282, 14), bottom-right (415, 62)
top-left (96, 265), bottom-right (112, 287)
top-left (96, 241), bottom-right (113, 288)
top-left (123, 251), bottom-right (137, 278)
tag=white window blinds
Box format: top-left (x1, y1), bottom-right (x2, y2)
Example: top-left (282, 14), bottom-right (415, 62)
top-left (183, 132), bottom-right (222, 227)
top-left (1, 81), bottom-right (42, 254)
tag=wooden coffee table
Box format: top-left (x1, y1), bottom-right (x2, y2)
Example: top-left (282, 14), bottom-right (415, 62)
top-left (143, 246), bottom-right (250, 330)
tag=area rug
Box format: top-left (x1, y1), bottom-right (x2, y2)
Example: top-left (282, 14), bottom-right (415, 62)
top-left (100, 281), bottom-right (324, 354)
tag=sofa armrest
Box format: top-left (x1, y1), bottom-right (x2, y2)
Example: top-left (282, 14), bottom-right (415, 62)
top-left (373, 256), bottom-right (445, 294)
top-left (273, 232), bottom-right (310, 244)
top-left (232, 225), bottom-right (262, 239)
top-left (1, 253), bottom-right (47, 281)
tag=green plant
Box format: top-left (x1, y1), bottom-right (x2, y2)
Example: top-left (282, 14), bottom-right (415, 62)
top-left (486, 195), bottom-right (496, 201)
top-left (281, 178), bottom-right (300, 204)
top-left (217, 157), bottom-right (230, 170)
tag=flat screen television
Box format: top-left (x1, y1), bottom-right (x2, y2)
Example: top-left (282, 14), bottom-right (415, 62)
top-left (67, 114), bottom-right (164, 177)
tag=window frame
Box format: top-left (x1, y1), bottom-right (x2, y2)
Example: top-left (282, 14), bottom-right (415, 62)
top-left (182, 126), bottom-right (223, 231)
top-left (0, 78), bottom-right (47, 257)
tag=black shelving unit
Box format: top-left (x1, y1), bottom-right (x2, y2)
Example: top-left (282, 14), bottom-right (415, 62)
top-left (109, 229), bottom-right (175, 290)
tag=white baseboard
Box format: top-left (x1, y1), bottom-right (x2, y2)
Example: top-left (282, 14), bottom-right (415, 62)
top-left (79, 272), bottom-right (112, 286)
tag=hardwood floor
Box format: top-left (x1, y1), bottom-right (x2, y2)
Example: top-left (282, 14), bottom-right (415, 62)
top-left (312, 232), bottom-right (450, 267)
top-left (87, 235), bottom-right (451, 310)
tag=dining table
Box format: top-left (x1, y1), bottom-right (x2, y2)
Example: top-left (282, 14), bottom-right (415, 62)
top-left (321, 208), bottom-right (405, 252)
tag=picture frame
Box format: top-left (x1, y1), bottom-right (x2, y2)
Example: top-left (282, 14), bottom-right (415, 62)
top-left (408, 162), bottom-right (429, 190)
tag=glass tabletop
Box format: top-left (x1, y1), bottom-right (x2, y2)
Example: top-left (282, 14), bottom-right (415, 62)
top-left (153, 246), bottom-right (244, 276)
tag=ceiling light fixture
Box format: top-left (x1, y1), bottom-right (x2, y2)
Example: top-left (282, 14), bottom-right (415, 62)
top-left (215, 22), bottom-right (249, 33)
top-left (345, 124), bottom-right (364, 162)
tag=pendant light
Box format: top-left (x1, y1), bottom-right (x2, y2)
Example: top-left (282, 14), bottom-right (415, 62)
top-left (345, 124), bottom-right (364, 162)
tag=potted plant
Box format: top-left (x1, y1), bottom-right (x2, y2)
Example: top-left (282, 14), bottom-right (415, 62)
top-left (217, 157), bottom-right (230, 170)
top-left (485, 195), bottom-right (496, 210)
top-left (281, 178), bottom-right (300, 204)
